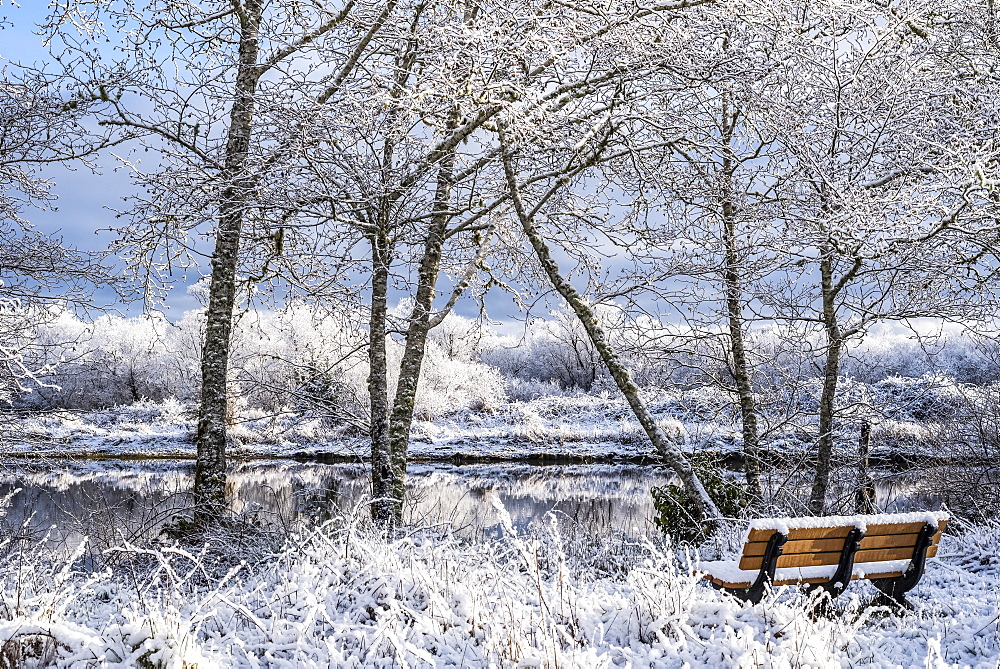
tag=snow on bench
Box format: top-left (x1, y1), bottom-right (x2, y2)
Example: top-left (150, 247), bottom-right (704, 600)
top-left (699, 510), bottom-right (950, 604)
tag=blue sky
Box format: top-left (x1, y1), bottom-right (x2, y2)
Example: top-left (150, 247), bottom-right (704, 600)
top-left (3, 2), bottom-right (205, 314)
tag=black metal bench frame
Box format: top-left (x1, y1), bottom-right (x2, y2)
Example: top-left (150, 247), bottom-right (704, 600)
top-left (713, 522), bottom-right (939, 605)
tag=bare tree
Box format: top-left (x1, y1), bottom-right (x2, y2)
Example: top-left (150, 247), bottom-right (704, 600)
top-left (496, 118), bottom-right (721, 524)
top-left (638, 83), bottom-right (781, 500)
top-left (276, 0), bottom-right (723, 528)
top-left (753, 3), bottom-right (999, 513)
top-left (45, 0), bottom-right (388, 521)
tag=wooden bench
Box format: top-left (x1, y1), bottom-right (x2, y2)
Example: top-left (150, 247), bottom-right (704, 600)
top-left (699, 511), bottom-right (949, 604)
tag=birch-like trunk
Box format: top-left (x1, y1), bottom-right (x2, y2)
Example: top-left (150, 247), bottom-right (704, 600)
top-left (369, 227), bottom-right (394, 525)
top-left (193, 0), bottom-right (263, 520)
top-left (499, 139), bottom-right (721, 525)
top-left (856, 421), bottom-right (876, 513)
top-left (809, 254), bottom-right (843, 514)
top-left (719, 100), bottom-right (763, 500)
top-left (722, 212), bottom-right (764, 500)
top-left (367, 36), bottom-right (416, 528)
top-left (384, 149), bottom-right (457, 526)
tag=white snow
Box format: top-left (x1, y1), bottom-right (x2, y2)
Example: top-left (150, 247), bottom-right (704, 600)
top-left (0, 390), bottom-right (957, 466)
top-left (747, 510), bottom-right (950, 536)
top-left (0, 392), bottom-right (739, 464)
top-left (0, 513), bottom-right (998, 668)
top-left (699, 558), bottom-right (914, 587)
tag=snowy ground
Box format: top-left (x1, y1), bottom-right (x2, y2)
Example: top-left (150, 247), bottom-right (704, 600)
top-left (0, 395), bottom-right (714, 460)
top-left (0, 503), bottom-right (997, 668)
top-left (2, 396), bottom-right (989, 666)
top-left (0, 392), bottom-right (945, 463)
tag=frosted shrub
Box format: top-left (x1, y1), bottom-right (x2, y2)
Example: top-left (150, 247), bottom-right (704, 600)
top-left (942, 518), bottom-right (1000, 577)
top-left (871, 419), bottom-right (934, 447)
top-left (426, 313), bottom-right (498, 363)
top-left (511, 402), bottom-right (548, 442)
top-left (505, 377), bottom-right (569, 401)
top-left (845, 326), bottom-right (1000, 385)
top-left (657, 418), bottom-right (686, 445)
top-left (94, 398), bottom-right (189, 428)
top-left (872, 374), bottom-right (965, 422)
top-left (843, 327), bottom-right (939, 382)
top-left (644, 385), bottom-right (733, 422)
top-left (291, 362), bottom-right (368, 431)
top-left (16, 312), bottom-right (166, 409)
top-left (411, 339), bottom-right (506, 418)
top-left (920, 384), bottom-right (1000, 517)
top-left (481, 308), bottom-right (606, 391)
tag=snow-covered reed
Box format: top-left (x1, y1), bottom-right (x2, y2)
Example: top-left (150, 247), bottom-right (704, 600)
top-left (2, 506), bottom-right (997, 667)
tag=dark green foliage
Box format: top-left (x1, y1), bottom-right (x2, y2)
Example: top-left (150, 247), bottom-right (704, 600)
top-left (295, 361), bottom-right (366, 431)
top-left (297, 363), bottom-right (343, 417)
top-left (651, 453), bottom-right (751, 544)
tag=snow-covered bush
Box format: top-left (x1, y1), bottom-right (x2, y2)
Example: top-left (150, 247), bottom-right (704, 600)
top-left (11, 305), bottom-right (505, 423)
top-left (844, 325), bottom-right (1000, 385)
top-left (871, 374), bottom-right (966, 422)
top-left (409, 340), bottom-right (506, 418)
top-left (16, 311), bottom-right (198, 409)
top-left (426, 313), bottom-right (498, 362)
top-left (1, 306), bottom-right (88, 406)
top-left (645, 385), bottom-right (734, 422)
top-left (916, 383), bottom-right (1000, 517)
top-left (483, 308), bottom-right (605, 391)
top-left (505, 377), bottom-right (571, 401)
top-left (870, 419), bottom-right (935, 447)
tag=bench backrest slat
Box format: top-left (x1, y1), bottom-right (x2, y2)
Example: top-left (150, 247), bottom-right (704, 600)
top-left (738, 519), bottom-right (948, 571)
top-left (746, 519), bottom-right (947, 543)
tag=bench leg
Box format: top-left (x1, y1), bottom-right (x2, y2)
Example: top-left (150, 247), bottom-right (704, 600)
top-left (724, 532), bottom-right (787, 604)
top-left (804, 527), bottom-right (865, 604)
top-left (869, 522), bottom-right (937, 605)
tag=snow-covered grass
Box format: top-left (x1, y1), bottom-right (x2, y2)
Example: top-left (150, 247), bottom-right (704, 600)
top-left (2, 376), bottom-right (977, 463)
top-left (1, 391), bottom-right (732, 460)
top-left (1, 503), bottom-right (999, 668)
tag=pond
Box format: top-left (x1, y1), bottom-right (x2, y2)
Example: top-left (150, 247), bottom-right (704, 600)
top-left (0, 459), bottom-right (948, 560)
top-left (0, 461), bottom-right (674, 553)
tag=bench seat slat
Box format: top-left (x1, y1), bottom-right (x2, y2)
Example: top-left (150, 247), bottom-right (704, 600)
top-left (741, 532), bottom-right (929, 558)
top-left (739, 544), bottom-right (939, 571)
top-left (855, 544), bottom-right (939, 563)
top-left (701, 559), bottom-right (912, 589)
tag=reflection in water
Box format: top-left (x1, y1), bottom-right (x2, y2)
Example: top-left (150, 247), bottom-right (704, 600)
top-left (0, 462), bottom-right (193, 566)
top-left (759, 467), bottom-right (947, 517)
top-left (0, 461), bottom-right (677, 558)
top-left (0, 459), bottom-right (947, 564)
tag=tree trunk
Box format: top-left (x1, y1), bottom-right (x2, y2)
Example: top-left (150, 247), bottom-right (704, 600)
top-left (368, 40), bottom-right (415, 529)
top-left (722, 220), bottom-right (764, 499)
top-left (368, 227), bottom-right (394, 525)
top-left (193, 0), bottom-right (263, 521)
top-left (499, 140), bottom-right (721, 525)
top-left (384, 147), bottom-right (457, 527)
top-left (719, 98), bottom-right (764, 500)
top-left (809, 255), bottom-right (842, 514)
top-left (856, 421), bottom-right (876, 513)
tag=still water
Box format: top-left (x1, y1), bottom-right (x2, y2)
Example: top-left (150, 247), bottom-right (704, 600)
top-left (0, 461), bottom-right (673, 552)
top-left (0, 459), bottom-right (945, 556)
